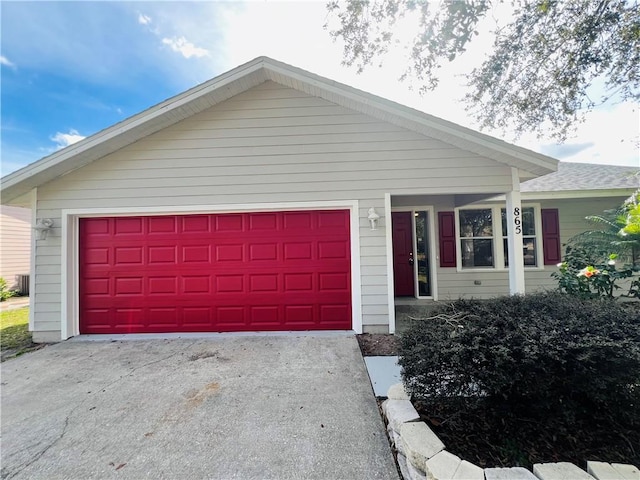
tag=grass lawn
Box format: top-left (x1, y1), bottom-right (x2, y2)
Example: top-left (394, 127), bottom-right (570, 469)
top-left (1, 307), bottom-right (34, 356)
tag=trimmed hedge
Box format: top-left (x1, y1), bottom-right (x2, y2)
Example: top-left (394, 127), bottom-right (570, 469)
top-left (398, 293), bottom-right (640, 423)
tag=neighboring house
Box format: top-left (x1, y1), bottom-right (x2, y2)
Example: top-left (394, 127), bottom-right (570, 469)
top-left (1, 57), bottom-right (636, 342)
top-left (0, 205), bottom-right (32, 293)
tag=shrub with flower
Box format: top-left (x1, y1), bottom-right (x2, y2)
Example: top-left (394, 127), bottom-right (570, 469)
top-left (553, 251), bottom-right (637, 299)
top-left (577, 265), bottom-right (600, 278)
top-left (553, 191), bottom-right (640, 300)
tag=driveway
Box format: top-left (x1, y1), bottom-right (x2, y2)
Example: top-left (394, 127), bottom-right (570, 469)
top-left (1, 334), bottom-right (398, 480)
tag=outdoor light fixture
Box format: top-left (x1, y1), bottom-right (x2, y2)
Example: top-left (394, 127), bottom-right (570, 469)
top-left (367, 207), bottom-right (380, 231)
top-left (34, 218), bottom-right (54, 240)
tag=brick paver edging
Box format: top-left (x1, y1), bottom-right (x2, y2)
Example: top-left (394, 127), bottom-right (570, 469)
top-left (382, 383), bottom-right (639, 480)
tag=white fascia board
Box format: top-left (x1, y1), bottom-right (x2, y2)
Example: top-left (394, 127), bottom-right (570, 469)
top-left (485, 188), bottom-right (636, 202)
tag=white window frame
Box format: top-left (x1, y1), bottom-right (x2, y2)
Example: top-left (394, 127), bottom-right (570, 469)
top-left (501, 206), bottom-right (539, 268)
top-left (455, 204), bottom-right (544, 272)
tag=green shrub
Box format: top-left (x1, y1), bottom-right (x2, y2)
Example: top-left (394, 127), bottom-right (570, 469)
top-left (0, 278), bottom-right (15, 302)
top-left (399, 293), bottom-right (640, 424)
top-left (552, 245), bottom-right (639, 299)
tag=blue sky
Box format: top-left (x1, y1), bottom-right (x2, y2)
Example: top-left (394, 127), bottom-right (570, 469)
top-left (2, 1), bottom-right (638, 176)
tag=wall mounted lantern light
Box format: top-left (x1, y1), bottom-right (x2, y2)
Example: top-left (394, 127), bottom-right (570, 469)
top-left (367, 207), bottom-right (380, 231)
top-left (34, 218), bottom-right (54, 240)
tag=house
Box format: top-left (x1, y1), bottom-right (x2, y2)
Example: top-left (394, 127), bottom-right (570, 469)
top-left (2, 57), bottom-right (635, 343)
top-left (0, 205), bottom-right (32, 293)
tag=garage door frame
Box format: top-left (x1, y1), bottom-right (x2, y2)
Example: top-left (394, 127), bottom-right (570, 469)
top-left (61, 201), bottom-right (362, 339)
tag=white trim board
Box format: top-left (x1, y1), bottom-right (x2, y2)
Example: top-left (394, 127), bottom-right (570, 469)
top-left (28, 188), bottom-right (37, 332)
top-left (61, 200), bottom-right (364, 339)
top-left (384, 193), bottom-right (395, 334)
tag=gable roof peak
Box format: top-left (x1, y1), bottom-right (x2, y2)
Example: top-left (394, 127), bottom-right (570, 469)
top-left (2, 56), bottom-right (558, 203)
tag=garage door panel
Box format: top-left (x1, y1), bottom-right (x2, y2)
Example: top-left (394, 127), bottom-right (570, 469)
top-left (283, 211), bottom-right (312, 229)
top-left (182, 307), bottom-right (213, 327)
top-left (147, 308), bottom-right (179, 326)
top-left (181, 215), bottom-right (210, 233)
top-left (80, 210), bottom-right (351, 334)
top-left (114, 217), bottom-right (143, 235)
top-left (215, 215), bottom-right (243, 231)
top-left (148, 246), bottom-right (177, 264)
top-left (148, 216), bottom-right (177, 234)
top-left (182, 276), bottom-right (212, 294)
top-left (216, 306), bottom-right (246, 328)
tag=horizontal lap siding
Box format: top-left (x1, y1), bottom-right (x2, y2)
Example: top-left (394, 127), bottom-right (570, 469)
top-left (35, 81), bottom-right (514, 335)
top-left (548, 198), bottom-right (628, 241)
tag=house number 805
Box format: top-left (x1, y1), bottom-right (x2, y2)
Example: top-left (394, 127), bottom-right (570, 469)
top-left (513, 207), bottom-right (522, 234)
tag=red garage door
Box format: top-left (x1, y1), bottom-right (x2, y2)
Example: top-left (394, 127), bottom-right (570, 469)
top-left (79, 210), bottom-right (351, 334)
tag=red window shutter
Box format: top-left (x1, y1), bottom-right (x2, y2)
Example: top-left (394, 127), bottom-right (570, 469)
top-left (541, 208), bottom-right (561, 265)
top-left (438, 211), bottom-right (457, 267)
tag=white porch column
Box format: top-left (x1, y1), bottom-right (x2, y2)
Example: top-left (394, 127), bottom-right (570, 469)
top-left (506, 168), bottom-right (525, 294)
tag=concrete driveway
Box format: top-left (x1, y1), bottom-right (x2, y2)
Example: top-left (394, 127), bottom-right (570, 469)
top-left (1, 334), bottom-right (398, 480)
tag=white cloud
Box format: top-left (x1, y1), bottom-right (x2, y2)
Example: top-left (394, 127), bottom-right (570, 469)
top-left (138, 13), bottom-right (152, 25)
top-left (543, 102), bottom-right (639, 167)
top-left (50, 129), bottom-right (85, 149)
top-left (0, 55), bottom-right (16, 68)
top-left (162, 36), bottom-right (209, 59)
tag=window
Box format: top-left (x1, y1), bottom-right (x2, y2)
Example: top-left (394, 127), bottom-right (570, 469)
top-left (414, 211), bottom-right (431, 296)
top-left (457, 205), bottom-right (541, 269)
top-left (459, 209), bottom-right (494, 267)
top-left (501, 207), bottom-right (537, 266)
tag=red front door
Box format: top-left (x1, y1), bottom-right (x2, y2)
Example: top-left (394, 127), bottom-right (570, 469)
top-left (392, 212), bottom-right (415, 296)
top-left (79, 210), bottom-right (351, 334)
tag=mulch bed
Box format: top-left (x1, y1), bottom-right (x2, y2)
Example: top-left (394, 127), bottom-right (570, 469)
top-left (356, 333), bottom-right (398, 356)
top-left (357, 333), bottom-right (640, 469)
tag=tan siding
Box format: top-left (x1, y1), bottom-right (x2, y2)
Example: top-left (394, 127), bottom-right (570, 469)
top-left (361, 285), bottom-right (388, 295)
top-left (34, 81), bottom-right (515, 335)
top-left (0, 206), bottom-right (31, 290)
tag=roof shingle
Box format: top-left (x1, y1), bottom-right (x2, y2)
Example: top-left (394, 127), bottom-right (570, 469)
top-left (521, 162), bottom-right (639, 192)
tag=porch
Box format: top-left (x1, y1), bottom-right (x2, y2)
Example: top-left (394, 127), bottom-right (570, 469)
top-left (385, 174), bottom-right (543, 334)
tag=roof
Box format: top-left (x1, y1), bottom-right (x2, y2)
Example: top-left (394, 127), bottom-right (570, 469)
top-left (1, 56), bottom-right (559, 203)
top-left (521, 162), bottom-right (639, 194)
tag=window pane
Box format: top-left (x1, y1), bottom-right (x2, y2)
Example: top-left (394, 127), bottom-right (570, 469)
top-left (504, 238), bottom-right (537, 266)
top-left (459, 209), bottom-right (493, 238)
top-left (501, 209), bottom-right (507, 237)
top-left (501, 207), bottom-right (536, 236)
top-left (462, 239), bottom-right (494, 267)
top-left (522, 207), bottom-right (535, 236)
top-left (415, 211), bottom-right (431, 296)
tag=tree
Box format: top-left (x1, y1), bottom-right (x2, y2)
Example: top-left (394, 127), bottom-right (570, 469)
top-left (326, 0), bottom-right (640, 140)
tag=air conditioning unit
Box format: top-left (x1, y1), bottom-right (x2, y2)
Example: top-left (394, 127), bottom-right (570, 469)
top-left (16, 274), bottom-right (29, 296)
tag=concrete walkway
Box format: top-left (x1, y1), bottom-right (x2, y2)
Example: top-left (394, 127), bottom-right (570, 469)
top-left (1, 335), bottom-right (398, 480)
